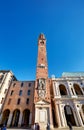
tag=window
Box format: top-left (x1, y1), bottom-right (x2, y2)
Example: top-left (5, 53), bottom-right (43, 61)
top-left (8, 98), bottom-right (11, 105)
top-left (38, 64), bottom-right (45, 68)
top-left (1, 98), bottom-right (4, 104)
top-left (27, 90), bottom-right (31, 95)
top-left (26, 98), bottom-right (29, 104)
top-left (10, 90), bottom-right (14, 96)
top-left (29, 83), bottom-right (31, 87)
top-left (17, 98), bottom-right (21, 105)
top-left (21, 82), bottom-right (24, 87)
top-left (19, 90), bottom-right (22, 96)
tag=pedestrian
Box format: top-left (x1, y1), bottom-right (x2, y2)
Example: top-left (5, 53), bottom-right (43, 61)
top-left (37, 123), bottom-right (40, 130)
top-left (0, 124), bottom-right (3, 130)
top-left (46, 122), bottom-right (50, 130)
top-left (33, 123), bottom-right (36, 130)
top-left (2, 125), bottom-right (6, 130)
top-left (67, 122), bottom-right (73, 130)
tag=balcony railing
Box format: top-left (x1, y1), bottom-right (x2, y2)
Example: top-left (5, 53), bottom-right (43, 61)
top-left (54, 94), bottom-right (84, 99)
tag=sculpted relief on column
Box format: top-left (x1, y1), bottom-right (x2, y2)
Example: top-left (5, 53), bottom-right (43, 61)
top-left (53, 81), bottom-right (60, 96)
top-left (37, 78), bottom-right (46, 98)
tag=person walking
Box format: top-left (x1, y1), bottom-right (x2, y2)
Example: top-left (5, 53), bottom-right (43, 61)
top-left (37, 123), bottom-right (40, 130)
top-left (46, 122), bottom-right (50, 130)
top-left (33, 123), bottom-right (36, 130)
top-left (2, 125), bottom-right (6, 130)
top-left (67, 122), bottom-right (73, 130)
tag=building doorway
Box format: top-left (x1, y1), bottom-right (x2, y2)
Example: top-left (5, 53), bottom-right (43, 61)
top-left (11, 109), bottom-right (20, 127)
top-left (1, 109), bottom-right (10, 125)
top-left (64, 105), bottom-right (76, 126)
top-left (22, 109), bottom-right (30, 127)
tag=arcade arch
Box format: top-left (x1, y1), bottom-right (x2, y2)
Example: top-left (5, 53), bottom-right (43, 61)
top-left (1, 109), bottom-right (10, 125)
top-left (64, 105), bottom-right (76, 126)
top-left (59, 84), bottom-right (67, 95)
top-left (11, 109), bottom-right (20, 127)
top-left (22, 109), bottom-right (30, 127)
top-left (73, 84), bottom-right (83, 95)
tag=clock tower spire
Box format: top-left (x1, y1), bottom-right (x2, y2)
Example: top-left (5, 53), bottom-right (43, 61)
top-left (34, 34), bottom-right (53, 128)
top-left (36, 33), bottom-right (48, 79)
top-left (35, 33), bottom-right (50, 100)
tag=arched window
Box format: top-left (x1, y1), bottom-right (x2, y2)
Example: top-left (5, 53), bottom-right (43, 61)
top-left (73, 84), bottom-right (83, 95)
top-left (59, 84), bottom-right (67, 95)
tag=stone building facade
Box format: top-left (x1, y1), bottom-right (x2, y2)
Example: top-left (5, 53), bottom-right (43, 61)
top-left (0, 71), bottom-right (16, 114)
top-left (0, 34), bottom-right (84, 129)
top-left (51, 74), bottom-right (84, 128)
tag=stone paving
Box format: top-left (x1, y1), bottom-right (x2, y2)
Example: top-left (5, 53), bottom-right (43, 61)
top-left (7, 127), bottom-right (84, 130)
top-left (52, 127), bottom-right (84, 130)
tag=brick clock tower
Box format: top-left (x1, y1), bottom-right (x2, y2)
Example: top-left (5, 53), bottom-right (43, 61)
top-left (34, 34), bottom-right (53, 129)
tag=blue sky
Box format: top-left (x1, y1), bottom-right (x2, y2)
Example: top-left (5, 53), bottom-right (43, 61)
top-left (0, 0), bottom-right (84, 80)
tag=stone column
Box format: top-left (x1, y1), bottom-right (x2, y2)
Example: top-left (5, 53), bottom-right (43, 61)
top-left (55, 103), bottom-right (61, 127)
top-left (35, 107), bottom-right (38, 123)
top-left (72, 86), bottom-right (77, 96)
top-left (66, 87), bottom-right (70, 96)
top-left (80, 87), bottom-right (84, 95)
top-left (49, 105), bottom-right (53, 128)
top-left (29, 112), bottom-right (32, 125)
top-left (53, 82), bottom-right (56, 96)
top-left (7, 112), bottom-right (13, 127)
top-left (53, 82), bottom-right (61, 97)
top-left (80, 111), bottom-right (84, 125)
top-left (18, 112), bottom-right (23, 127)
top-left (78, 111), bottom-right (83, 126)
top-left (62, 107), bottom-right (67, 127)
top-left (74, 104), bottom-right (83, 126)
top-left (73, 109), bottom-right (79, 126)
top-left (71, 87), bottom-right (76, 96)
top-left (57, 86), bottom-right (61, 97)
top-left (59, 104), bottom-right (65, 127)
